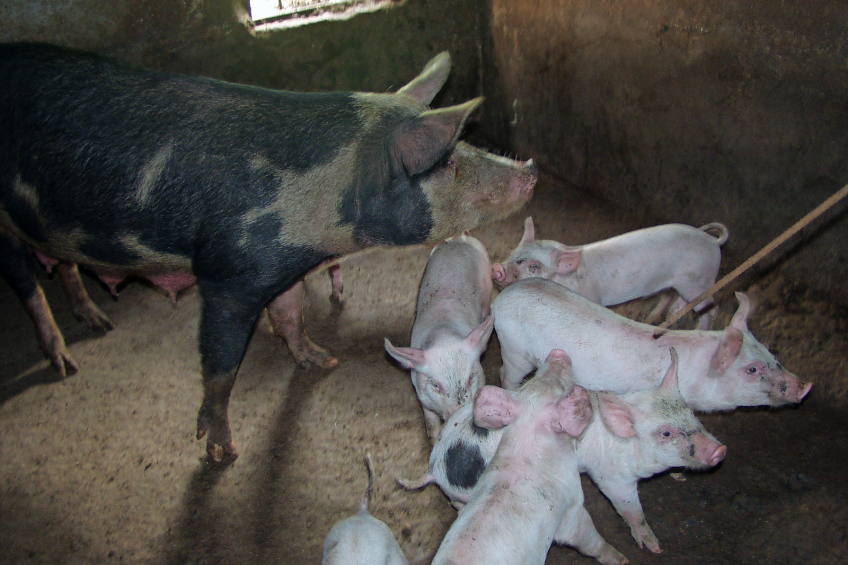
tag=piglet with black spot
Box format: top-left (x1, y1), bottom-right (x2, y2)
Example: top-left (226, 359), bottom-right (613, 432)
top-left (401, 348), bottom-right (724, 554)
top-left (431, 350), bottom-right (627, 565)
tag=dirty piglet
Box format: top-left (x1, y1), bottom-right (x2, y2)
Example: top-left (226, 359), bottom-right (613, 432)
top-left (322, 453), bottom-right (409, 565)
top-left (495, 278), bottom-right (812, 411)
top-left (385, 233), bottom-right (494, 443)
top-left (431, 350), bottom-right (627, 565)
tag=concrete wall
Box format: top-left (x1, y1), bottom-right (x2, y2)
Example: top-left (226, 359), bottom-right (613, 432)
top-left (486, 0), bottom-right (848, 304)
top-left (0, 0), bottom-right (486, 114)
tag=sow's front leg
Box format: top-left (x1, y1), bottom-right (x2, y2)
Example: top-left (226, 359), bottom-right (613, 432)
top-left (266, 281), bottom-right (339, 369)
top-left (195, 281), bottom-right (276, 461)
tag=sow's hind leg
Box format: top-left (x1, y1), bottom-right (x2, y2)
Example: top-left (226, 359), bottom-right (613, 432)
top-left (0, 232), bottom-right (78, 377)
top-left (267, 280), bottom-right (338, 369)
top-left (56, 262), bottom-right (115, 333)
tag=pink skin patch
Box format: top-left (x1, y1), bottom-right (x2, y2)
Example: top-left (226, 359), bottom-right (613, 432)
top-left (146, 272), bottom-right (198, 302)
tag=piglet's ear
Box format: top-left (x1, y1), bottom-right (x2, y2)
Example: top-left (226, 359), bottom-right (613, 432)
top-left (730, 292), bottom-right (750, 333)
top-left (660, 347), bottom-right (680, 393)
top-left (709, 326), bottom-right (743, 375)
top-left (464, 313), bottom-right (494, 353)
top-left (520, 216), bottom-right (536, 244)
top-left (384, 338), bottom-right (427, 371)
top-left (555, 248), bottom-right (581, 275)
top-left (597, 393), bottom-right (637, 439)
top-left (396, 52), bottom-right (451, 105)
top-left (474, 385), bottom-right (521, 430)
top-left (550, 385), bottom-right (592, 437)
top-left (394, 98), bottom-right (482, 176)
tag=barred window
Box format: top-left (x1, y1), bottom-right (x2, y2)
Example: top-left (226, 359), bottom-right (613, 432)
top-left (250, 0), bottom-right (404, 30)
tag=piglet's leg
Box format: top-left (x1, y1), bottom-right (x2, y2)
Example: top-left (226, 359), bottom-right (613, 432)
top-left (596, 479), bottom-right (661, 553)
top-left (555, 505), bottom-right (629, 565)
top-left (645, 293), bottom-right (674, 325)
top-left (1, 233), bottom-right (79, 377)
top-left (267, 281), bottom-right (338, 369)
top-left (422, 407), bottom-right (442, 444)
top-left (56, 262), bottom-right (115, 333)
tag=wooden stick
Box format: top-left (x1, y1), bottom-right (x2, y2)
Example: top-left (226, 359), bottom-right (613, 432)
top-left (653, 181), bottom-right (848, 338)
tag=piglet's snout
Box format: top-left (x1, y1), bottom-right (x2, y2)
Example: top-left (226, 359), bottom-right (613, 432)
top-left (694, 434), bottom-right (727, 467)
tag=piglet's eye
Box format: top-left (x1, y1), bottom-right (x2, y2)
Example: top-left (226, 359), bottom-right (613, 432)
top-left (747, 366), bottom-right (758, 374)
top-left (657, 426), bottom-right (678, 440)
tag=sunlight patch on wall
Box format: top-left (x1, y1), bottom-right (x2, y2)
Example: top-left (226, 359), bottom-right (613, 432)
top-left (249, 0), bottom-right (404, 31)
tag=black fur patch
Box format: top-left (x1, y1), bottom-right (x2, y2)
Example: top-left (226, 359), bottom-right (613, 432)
top-left (471, 423), bottom-right (489, 438)
top-left (445, 441), bottom-right (486, 490)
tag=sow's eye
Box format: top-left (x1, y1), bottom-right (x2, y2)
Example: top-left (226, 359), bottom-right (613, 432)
top-left (527, 262), bottom-right (542, 274)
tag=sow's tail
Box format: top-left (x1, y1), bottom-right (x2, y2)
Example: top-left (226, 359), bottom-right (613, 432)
top-left (395, 470), bottom-right (436, 491)
top-left (699, 222), bottom-right (729, 245)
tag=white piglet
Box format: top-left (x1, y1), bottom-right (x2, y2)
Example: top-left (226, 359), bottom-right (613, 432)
top-left (494, 278), bottom-right (812, 411)
top-left (400, 349), bottom-right (726, 554)
top-left (491, 217), bottom-right (728, 328)
top-left (385, 233), bottom-right (494, 442)
top-left (322, 453), bottom-right (409, 565)
top-left (431, 350), bottom-right (628, 565)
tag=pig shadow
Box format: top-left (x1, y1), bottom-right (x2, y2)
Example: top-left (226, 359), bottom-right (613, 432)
top-left (160, 363), bottom-right (330, 565)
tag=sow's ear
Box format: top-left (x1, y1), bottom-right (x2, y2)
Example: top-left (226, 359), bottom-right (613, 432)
top-left (474, 385), bottom-right (521, 430)
top-left (384, 338), bottom-right (427, 371)
top-left (393, 98), bottom-right (483, 176)
top-left (597, 392), bottom-right (637, 439)
top-left (397, 51), bottom-right (452, 105)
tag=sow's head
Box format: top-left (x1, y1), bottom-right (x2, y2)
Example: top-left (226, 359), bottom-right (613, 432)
top-left (344, 52), bottom-right (537, 247)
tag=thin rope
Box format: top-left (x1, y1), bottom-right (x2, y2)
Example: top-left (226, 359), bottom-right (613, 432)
top-left (653, 181), bottom-right (848, 338)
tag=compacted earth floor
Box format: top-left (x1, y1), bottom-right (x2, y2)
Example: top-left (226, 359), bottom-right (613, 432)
top-left (1, 180), bottom-right (847, 565)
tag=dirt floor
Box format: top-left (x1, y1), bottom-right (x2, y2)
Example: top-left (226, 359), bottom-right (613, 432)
top-left (1, 180), bottom-right (847, 565)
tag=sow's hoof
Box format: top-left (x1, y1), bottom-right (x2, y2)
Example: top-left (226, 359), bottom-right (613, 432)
top-left (73, 303), bottom-right (116, 334)
top-left (290, 338), bottom-right (339, 370)
top-left (46, 343), bottom-right (80, 378)
top-left (196, 419), bottom-right (238, 462)
top-left (206, 439), bottom-right (239, 463)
